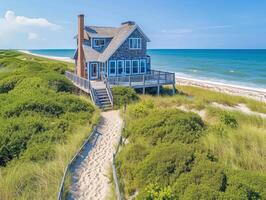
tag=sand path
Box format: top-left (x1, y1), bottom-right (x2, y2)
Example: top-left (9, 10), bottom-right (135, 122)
top-left (67, 110), bottom-right (123, 200)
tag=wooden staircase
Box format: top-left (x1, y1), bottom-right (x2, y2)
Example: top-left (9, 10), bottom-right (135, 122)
top-left (91, 80), bottom-right (113, 110)
top-left (65, 72), bottom-right (114, 110)
top-left (94, 88), bottom-right (112, 110)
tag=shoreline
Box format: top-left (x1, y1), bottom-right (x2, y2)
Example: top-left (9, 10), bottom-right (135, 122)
top-left (18, 50), bottom-right (266, 102)
top-left (19, 50), bottom-right (75, 63)
top-left (175, 75), bottom-right (266, 102)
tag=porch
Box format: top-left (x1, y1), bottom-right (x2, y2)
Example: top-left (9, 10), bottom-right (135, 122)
top-left (65, 69), bottom-right (175, 108)
top-left (105, 70), bottom-right (175, 94)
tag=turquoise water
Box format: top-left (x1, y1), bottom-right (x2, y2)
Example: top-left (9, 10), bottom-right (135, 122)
top-left (29, 49), bottom-right (266, 89)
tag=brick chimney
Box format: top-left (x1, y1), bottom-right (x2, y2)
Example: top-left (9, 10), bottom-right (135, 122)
top-left (77, 14), bottom-right (86, 78)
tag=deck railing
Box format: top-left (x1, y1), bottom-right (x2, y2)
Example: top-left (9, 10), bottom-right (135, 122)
top-left (65, 71), bottom-right (91, 90)
top-left (107, 70), bottom-right (175, 87)
top-left (65, 71), bottom-right (98, 104)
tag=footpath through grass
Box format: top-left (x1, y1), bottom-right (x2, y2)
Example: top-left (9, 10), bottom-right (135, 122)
top-left (0, 51), bottom-right (99, 200)
top-left (115, 87), bottom-right (266, 199)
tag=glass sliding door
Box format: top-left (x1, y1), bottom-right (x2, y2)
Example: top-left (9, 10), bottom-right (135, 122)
top-left (125, 60), bottom-right (131, 75)
top-left (117, 60), bottom-right (124, 76)
top-left (132, 60), bottom-right (139, 74)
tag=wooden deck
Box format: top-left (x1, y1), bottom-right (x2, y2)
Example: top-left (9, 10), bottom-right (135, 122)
top-left (107, 70), bottom-right (175, 88)
top-left (65, 69), bottom-right (175, 101)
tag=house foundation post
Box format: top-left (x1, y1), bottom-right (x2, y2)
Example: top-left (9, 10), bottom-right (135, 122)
top-left (172, 84), bottom-right (175, 95)
top-left (157, 85), bottom-right (160, 96)
top-left (143, 87), bottom-right (145, 94)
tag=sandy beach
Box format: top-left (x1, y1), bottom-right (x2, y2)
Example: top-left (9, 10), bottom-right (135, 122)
top-left (19, 50), bottom-right (75, 63)
top-left (19, 50), bottom-right (266, 102)
top-left (175, 75), bottom-right (266, 102)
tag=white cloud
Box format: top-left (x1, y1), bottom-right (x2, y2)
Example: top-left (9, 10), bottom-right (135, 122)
top-left (28, 32), bottom-right (39, 40)
top-left (4, 10), bottom-right (59, 29)
top-left (0, 10), bottom-right (60, 48)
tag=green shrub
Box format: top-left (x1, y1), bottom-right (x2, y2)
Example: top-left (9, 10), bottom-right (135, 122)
top-left (137, 183), bottom-right (175, 200)
top-left (137, 143), bottom-right (195, 186)
top-left (47, 73), bottom-right (74, 92)
top-left (21, 143), bottom-right (56, 162)
top-left (220, 112), bottom-right (238, 128)
top-left (125, 109), bottom-right (204, 144)
top-left (112, 86), bottom-right (139, 108)
top-left (0, 75), bottom-right (23, 93)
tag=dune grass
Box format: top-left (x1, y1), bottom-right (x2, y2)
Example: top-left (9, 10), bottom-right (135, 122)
top-left (115, 86), bottom-right (266, 199)
top-left (176, 85), bottom-right (266, 114)
top-left (0, 50), bottom-right (100, 199)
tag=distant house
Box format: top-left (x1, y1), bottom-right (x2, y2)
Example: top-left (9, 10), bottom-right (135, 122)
top-left (68, 15), bottom-right (175, 109)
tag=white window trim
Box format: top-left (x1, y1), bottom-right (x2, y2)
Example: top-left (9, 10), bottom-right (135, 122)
top-left (90, 63), bottom-right (98, 78)
top-left (93, 38), bottom-right (105, 48)
top-left (109, 60), bottom-right (116, 76)
top-left (129, 38), bottom-right (142, 50)
top-left (132, 60), bottom-right (139, 74)
top-left (125, 60), bottom-right (131, 75)
top-left (117, 60), bottom-right (124, 76)
top-left (140, 59), bottom-right (146, 74)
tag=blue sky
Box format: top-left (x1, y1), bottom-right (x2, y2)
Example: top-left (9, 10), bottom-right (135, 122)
top-left (0, 0), bottom-right (266, 49)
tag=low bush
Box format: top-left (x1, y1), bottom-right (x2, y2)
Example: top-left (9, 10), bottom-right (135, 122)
top-left (112, 86), bottom-right (139, 108)
top-left (117, 95), bottom-right (266, 199)
top-left (220, 112), bottom-right (238, 128)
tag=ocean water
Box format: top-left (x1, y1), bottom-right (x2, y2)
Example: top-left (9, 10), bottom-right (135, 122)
top-left (29, 49), bottom-right (266, 89)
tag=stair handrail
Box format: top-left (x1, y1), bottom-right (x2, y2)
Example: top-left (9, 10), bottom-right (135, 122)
top-left (90, 87), bottom-right (98, 106)
top-left (102, 73), bottom-right (114, 108)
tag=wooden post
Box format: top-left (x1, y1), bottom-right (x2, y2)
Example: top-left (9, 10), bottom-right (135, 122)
top-left (172, 73), bottom-right (175, 95)
top-left (143, 87), bottom-right (145, 94)
top-left (129, 76), bottom-right (131, 87)
top-left (157, 86), bottom-right (160, 96)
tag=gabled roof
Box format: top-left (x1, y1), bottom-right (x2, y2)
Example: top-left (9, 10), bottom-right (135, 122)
top-left (79, 22), bottom-right (150, 63)
top-left (85, 26), bottom-right (118, 38)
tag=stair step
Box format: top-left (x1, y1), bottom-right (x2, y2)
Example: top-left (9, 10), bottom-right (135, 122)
top-left (101, 101), bottom-right (111, 105)
top-left (96, 93), bottom-right (108, 96)
top-left (98, 96), bottom-right (109, 100)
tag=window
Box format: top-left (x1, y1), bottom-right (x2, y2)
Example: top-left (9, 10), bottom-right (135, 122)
top-left (125, 60), bottom-right (131, 75)
top-left (117, 60), bottom-right (124, 75)
top-left (94, 39), bottom-right (105, 47)
top-left (132, 60), bottom-right (139, 74)
top-left (129, 38), bottom-right (141, 49)
top-left (109, 60), bottom-right (116, 76)
top-left (140, 59), bottom-right (146, 74)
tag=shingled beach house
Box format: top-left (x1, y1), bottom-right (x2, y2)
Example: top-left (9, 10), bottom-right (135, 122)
top-left (66, 15), bottom-right (175, 109)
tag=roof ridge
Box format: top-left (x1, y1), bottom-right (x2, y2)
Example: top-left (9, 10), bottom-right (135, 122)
top-left (86, 25), bottom-right (118, 29)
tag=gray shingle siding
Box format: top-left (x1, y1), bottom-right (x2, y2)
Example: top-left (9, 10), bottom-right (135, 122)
top-left (109, 29), bottom-right (148, 60)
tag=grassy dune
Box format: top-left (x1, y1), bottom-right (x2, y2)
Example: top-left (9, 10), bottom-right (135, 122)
top-left (116, 86), bottom-right (266, 199)
top-left (0, 51), bottom-right (99, 200)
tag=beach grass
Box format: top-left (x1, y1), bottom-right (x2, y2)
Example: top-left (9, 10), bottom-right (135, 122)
top-left (176, 85), bottom-right (266, 114)
top-left (115, 87), bottom-right (266, 199)
top-left (0, 50), bottom-right (100, 200)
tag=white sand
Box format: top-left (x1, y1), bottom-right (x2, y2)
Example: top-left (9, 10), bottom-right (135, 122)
top-left (68, 110), bottom-right (123, 200)
top-left (18, 50), bottom-right (75, 63)
top-left (175, 75), bottom-right (266, 102)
